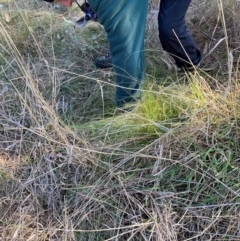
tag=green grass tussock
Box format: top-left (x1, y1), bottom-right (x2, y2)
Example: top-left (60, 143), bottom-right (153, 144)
top-left (1, 0), bottom-right (240, 240)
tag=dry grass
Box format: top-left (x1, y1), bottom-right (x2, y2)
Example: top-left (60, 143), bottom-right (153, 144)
top-left (1, 0), bottom-right (240, 240)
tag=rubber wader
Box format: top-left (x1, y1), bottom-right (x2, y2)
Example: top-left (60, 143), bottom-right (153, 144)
top-left (88, 0), bottom-right (148, 107)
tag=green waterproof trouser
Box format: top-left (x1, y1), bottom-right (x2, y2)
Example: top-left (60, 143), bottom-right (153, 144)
top-left (88, 0), bottom-right (148, 107)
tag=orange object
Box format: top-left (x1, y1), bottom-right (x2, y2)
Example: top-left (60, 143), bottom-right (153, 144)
top-left (54, 0), bottom-right (74, 7)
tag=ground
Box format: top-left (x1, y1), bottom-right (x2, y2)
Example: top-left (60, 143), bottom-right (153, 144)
top-left (0, 0), bottom-right (240, 240)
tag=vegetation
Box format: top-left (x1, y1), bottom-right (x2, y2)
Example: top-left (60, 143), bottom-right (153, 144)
top-left (1, 0), bottom-right (240, 240)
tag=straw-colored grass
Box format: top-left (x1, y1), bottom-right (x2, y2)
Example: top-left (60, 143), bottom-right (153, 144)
top-left (1, 0), bottom-right (240, 240)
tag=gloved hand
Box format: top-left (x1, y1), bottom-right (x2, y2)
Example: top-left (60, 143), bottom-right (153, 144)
top-left (79, 2), bottom-right (97, 21)
top-left (43, 0), bottom-right (97, 28)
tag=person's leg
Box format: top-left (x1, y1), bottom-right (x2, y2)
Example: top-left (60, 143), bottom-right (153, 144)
top-left (88, 0), bottom-right (148, 107)
top-left (158, 0), bottom-right (201, 68)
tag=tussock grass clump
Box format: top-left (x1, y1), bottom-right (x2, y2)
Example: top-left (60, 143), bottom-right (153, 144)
top-left (1, 0), bottom-right (240, 240)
